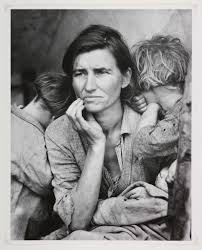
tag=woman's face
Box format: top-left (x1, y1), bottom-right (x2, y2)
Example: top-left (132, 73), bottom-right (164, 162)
top-left (72, 49), bottom-right (129, 113)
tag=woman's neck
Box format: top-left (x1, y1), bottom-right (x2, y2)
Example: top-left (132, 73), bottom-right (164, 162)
top-left (94, 100), bottom-right (123, 135)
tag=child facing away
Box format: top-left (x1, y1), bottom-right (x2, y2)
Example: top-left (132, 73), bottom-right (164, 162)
top-left (11, 72), bottom-right (74, 239)
top-left (131, 35), bottom-right (190, 192)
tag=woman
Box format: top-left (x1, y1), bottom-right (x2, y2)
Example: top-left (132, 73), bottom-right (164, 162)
top-left (45, 25), bottom-right (170, 240)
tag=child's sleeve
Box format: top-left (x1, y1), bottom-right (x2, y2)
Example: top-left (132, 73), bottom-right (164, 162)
top-left (134, 111), bottom-right (180, 158)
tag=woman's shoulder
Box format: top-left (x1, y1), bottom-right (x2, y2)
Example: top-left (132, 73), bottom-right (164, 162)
top-left (123, 104), bottom-right (141, 123)
top-left (45, 114), bottom-right (79, 143)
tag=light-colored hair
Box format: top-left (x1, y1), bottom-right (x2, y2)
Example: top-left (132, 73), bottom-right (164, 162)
top-left (132, 35), bottom-right (190, 91)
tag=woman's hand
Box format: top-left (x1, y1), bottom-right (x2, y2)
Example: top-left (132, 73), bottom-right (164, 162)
top-left (66, 98), bottom-right (106, 146)
top-left (65, 98), bottom-right (106, 230)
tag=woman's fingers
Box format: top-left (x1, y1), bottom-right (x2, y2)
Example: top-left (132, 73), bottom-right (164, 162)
top-left (66, 99), bottom-right (105, 144)
top-left (66, 98), bottom-right (86, 131)
top-left (86, 112), bottom-right (96, 121)
top-left (75, 106), bottom-right (90, 131)
top-left (66, 98), bottom-right (82, 116)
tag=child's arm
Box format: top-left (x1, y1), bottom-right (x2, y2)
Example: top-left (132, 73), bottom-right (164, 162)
top-left (136, 103), bottom-right (160, 133)
top-left (130, 94), bottom-right (147, 114)
top-left (130, 94), bottom-right (161, 131)
top-left (134, 104), bottom-right (181, 158)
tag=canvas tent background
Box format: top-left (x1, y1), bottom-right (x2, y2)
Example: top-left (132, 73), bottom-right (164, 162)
top-left (11, 9), bottom-right (191, 105)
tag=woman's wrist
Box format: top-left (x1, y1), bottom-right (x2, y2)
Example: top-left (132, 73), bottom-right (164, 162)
top-left (90, 138), bottom-right (106, 151)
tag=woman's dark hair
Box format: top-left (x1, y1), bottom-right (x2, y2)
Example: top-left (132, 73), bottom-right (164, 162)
top-left (34, 72), bottom-right (75, 118)
top-left (62, 24), bottom-right (138, 101)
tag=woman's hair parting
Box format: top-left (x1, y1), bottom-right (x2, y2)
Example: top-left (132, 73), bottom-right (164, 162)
top-left (34, 72), bottom-right (75, 118)
top-left (132, 35), bottom-right (190, 91)
top-left (62, 24), bottom-right (138, 100)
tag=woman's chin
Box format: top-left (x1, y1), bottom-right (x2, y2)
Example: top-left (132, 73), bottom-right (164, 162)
top-left (85, 104), bottom-right (104, 113)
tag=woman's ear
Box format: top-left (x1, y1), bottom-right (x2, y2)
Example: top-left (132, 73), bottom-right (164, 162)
top-left (121, 68), bottom-right (132, 89)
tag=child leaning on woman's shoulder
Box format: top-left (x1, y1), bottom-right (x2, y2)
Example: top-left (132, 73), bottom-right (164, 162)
top-left (131, 35), bottom-right (190, 192)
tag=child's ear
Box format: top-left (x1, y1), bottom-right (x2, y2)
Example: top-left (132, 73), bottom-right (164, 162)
top-left (121, 68), bottom-right (132, 89)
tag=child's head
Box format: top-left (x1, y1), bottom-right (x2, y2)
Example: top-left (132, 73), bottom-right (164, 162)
top-left (132, 35), bottom-right (190, 93)
top-left (34, 72), bottom-right (74, 119)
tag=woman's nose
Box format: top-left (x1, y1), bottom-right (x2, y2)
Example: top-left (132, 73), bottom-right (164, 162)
top-left (84, 73), bottom-right (96, 92)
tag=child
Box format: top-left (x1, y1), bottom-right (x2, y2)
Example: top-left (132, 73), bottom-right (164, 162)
top-left (11, 72), bottom-right (73, 239)
top-left (131, 35), bottom-right (190, 192)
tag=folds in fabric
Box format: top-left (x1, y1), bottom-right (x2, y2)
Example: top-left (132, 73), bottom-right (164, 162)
top-left (92, 181), bottom-right (168, 226)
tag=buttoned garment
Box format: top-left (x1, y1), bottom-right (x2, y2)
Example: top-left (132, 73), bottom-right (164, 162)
top-left (45, 104), bottom-right (172, 228)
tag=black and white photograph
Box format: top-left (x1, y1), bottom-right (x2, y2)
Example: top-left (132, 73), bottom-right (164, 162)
top-left (10, 8), bottom-right (192, 241)
top-left (1, 1), bottom-right (200, 246)
top-left (9, 7), bottom-right (192, 241)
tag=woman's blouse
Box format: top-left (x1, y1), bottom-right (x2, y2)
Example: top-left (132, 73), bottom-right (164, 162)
top-left (45, 105), bottom-right (175, 227)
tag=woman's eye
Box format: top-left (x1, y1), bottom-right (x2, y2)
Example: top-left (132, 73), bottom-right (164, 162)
top-left (96, 70), bottom-right (109, 75)
top-left (73, 72), bottom-right (84, 77)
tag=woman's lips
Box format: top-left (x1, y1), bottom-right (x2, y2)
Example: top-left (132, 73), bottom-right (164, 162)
top-left (83, 96), bottom-right (102, 101)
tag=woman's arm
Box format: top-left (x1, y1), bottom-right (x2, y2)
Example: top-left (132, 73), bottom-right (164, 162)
top-left (66, 99), bottom-right (107, 230)
top-left (46, 99), bottom-right (106, 231)
top-left (70, 141), bottom-right (105, 230)
top-left (46, 124), bottom-right (105, 232)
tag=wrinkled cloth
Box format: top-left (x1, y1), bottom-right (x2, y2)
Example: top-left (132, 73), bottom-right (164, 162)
top-left (41, 225), bottom-right (69, 240)
top-left (11, 104), bottom-right (53, 239)
top-left (92, 181), bottom-right (168, 226)
top-left (65, 222), bottom-right (170, 240)
top-left (134, 100), bottom-right (182, 158)
top-left (45, 182), bottom-right (170, 240)
top-left (45, 105), bottom-right (173, 239)
top-left (64, 182), bottom-right (170, 240)
top-left (45, 104), bottom-right (173, 240)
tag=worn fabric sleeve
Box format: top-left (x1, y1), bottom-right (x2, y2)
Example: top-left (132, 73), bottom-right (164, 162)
top-left (133, 112), bottom-right (180, 158)
top-left (92, 181), bottom-right (168, 226)
top-left (11, 142), bottom-right (53, 197)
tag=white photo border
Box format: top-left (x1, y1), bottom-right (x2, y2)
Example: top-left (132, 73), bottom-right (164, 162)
top-left (1, 0), bottom-right (202, 250)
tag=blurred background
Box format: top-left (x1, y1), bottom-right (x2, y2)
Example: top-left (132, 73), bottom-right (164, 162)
top-left (11, 9), bottom-right (192, 106)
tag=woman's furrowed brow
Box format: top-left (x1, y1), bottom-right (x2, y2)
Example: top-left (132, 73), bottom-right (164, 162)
top-left (93, 67), bottom-right (112, 71)
top-left (73, 68), bottom-right (85, 73)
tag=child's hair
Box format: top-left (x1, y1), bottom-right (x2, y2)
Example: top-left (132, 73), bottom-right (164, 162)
top-left (132, 35), bottom-right (190, 91)
top-left (34, 72), bottom-right (74, 118)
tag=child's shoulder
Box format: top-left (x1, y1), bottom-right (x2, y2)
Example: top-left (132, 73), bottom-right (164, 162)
top-left (164, 99), bottom-right (183, 121)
